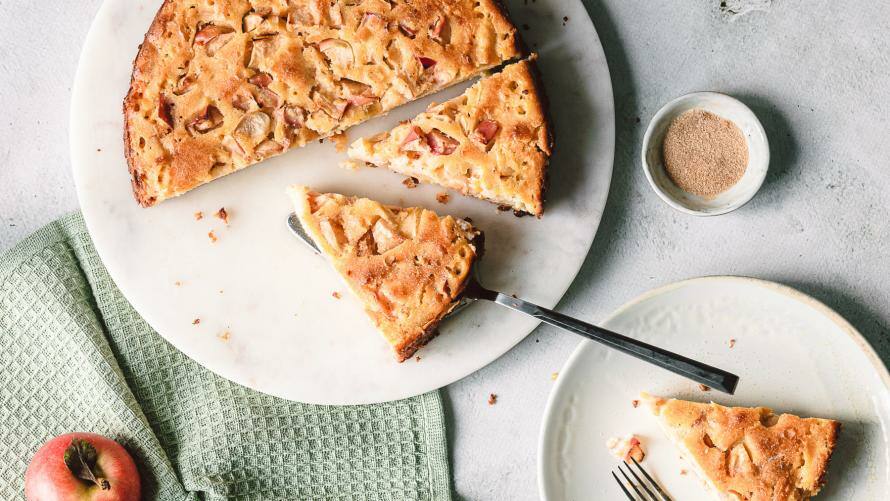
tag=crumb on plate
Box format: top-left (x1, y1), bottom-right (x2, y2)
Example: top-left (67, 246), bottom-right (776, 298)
top-left (332, 291), bottom-right (342, 299)
top-left (331, 131), bottom-right (349, 152)
top-left (699, 384), bottom-right (711, 392)
top-left (551, 372), bottom-right (559, 381)
top-left (208, 230), bottom-right (218, 243)
top-left (192, 318), bottom-right (200, 325)
top-left (632, 399), bottom-right (640, 408)
top-left (194, 211), bottom-right (203, 221)
top-left (606, 435), bottom-right (645, 462)
top-left (218, 330), bottom-right (231, 341)
top-left (436, 192), bottom-right (450, 204)
top-left (340, 159), bottom-right (364, 171)
top-left (215, 207), bottom-right (228, 224)
top-left (402, 177), bottom-right (419, 189)
top-left (729, 338), bottom-right (736, 348)
top-left (488, 393), bottom-right (497, 405)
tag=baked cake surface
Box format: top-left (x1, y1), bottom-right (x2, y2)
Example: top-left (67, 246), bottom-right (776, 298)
top-left (125, 0), bottom-right (522, 206)
top-left (642, 393), bottom-right (840, 501)
top-left (287, 185), bottom-right (482, 361)
top-left (347, 57), bottom-right (551, 216)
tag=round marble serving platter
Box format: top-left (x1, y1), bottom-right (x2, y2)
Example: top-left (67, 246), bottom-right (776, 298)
top-left (69, 0), bottom-right (615, 404)
top-left (539, 276), bottom-right (890, 500)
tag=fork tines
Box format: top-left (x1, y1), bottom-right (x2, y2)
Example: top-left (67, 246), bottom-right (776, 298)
top-left (611, 457), bottom-right (672, 501)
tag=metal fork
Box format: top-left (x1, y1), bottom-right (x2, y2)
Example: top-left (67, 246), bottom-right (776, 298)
top-left (612, 458), bottom-right (672, 501)
top-left (287, 213), bottom-right (740, 394)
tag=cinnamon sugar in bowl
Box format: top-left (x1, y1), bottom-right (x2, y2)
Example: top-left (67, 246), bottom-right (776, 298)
top-left (642, 92), bottom-right (769, 216)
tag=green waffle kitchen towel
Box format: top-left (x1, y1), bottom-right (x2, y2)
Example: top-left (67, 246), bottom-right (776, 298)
top-left (0, 213), bottom-right (451, 501)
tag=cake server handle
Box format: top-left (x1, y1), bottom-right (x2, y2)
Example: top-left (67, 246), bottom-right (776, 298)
top-left (463, 280), bottom-right (739, 394)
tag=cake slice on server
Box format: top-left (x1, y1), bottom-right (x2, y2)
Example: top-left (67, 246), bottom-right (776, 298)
top-left (641, 393), bottom-right (840, 501)
top-left (347, 57), bottom-right (552, 216)
top-left (124, 0), bottom-right (522, 206)
top-left (287, 185), bottom-right (483, 361)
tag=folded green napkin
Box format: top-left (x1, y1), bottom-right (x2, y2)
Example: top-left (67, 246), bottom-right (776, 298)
top-left (0, 213), bottom-right (451, 500)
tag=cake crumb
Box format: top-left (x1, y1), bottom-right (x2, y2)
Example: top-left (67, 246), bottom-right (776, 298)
top-left (436, 192), bottom-right (450, 204)
top-left (340, 159), bottom-right (363, 171)
top-left (415, 356), bottom-right (422, 362)
top-left (194, 211), bottom-right (203, 221)
top-left (402, 177), bottom-right (419, 189)
top-left (174, 281), bottom-right (182, 287)
top-left (632, 399), bottom-right (640, 408)
top-left (331, 131), bottom-right (349, 152)
top-left (219, 289), bottom-right (224, 294)
top-left (606, 435), bottom-right (645, 462)
top-left (680, 469), bottom-right (688, 475)
top-left (551, 372), bottom-right (559, 381)
top-left (729, 338), bottom-right (736, 348)
top-left (192, 318), bottom-right (200, 325)
top-left (218, 330), bottom-right (231, 341)
top-left (208, 230), bottom-right (218, 243)
top-left (332, 291), bottom-right (342, 299)
top-left (487, 393), bottom-right (498, 405)
top-left (497, 204), bottom-right (511, 212)
top-left (562, 15), bottom-right (569, 26)
top-left (215, 207), bottom-right (229, 224)
top-left (699, 384), bottom-right (711, 392)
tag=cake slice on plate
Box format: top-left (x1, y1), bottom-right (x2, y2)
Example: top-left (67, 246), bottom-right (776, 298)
top-left (125, 0), bottom-right (522, 206)
top-left (287, 185), bottom-right (482, 361)
top-left (642, 393), bottom-right (840, 501)
top-left (347, 57), bottom-right (552, 216)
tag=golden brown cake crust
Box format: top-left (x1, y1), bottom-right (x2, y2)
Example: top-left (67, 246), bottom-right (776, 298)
top-left (347, 56), bottom-right (552, 216)
top-left (125, 0), bottom-right (523, 207)
top-left (288, 185), bottom-right (482, 361)
top-left (644, 394), bottom-right (840, 501)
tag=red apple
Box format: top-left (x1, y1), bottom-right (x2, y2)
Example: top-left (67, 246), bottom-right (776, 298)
top-left (25, 433), bottom-right (141, 501)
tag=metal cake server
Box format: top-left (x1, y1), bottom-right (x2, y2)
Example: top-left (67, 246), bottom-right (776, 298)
top-left (287, 213), bottom-right (739, 394)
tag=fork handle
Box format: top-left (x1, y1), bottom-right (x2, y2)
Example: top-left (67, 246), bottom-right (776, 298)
top-left (489, 292), bottom-right (739, 394)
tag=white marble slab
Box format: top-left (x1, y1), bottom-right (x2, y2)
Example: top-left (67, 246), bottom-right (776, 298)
top-left (69, 0), bottom-right (615, 404)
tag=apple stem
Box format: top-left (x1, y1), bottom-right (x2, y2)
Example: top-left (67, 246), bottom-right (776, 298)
top-left (63, 439), bottom-right (111, 490)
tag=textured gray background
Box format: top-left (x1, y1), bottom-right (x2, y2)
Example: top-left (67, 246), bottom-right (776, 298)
top-left (1, 1), bottom-right (888, 499)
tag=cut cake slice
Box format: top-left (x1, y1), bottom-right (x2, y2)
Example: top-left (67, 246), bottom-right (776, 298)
top-left (125, 0), bottom-right (522, 206)
top-left (642, 393), bottom-right (840, 501)
top-left (347, 57), bottom-right (552, 216)
top-left (287, 185), bottom-right (482, 361)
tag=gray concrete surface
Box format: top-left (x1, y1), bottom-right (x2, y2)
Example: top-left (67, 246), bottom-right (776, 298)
top-left (1, 1), bottom-right (888, 500)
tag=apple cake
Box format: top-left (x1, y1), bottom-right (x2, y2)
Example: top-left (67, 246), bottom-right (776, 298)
top-left (125, 0), bottom-right (522, 206)
top-left (347, 57), bottom-right (552, 216)
top-left (287, 185), bottom-right (482, 361)
top-left (642, 393), bottom-right (840, 501)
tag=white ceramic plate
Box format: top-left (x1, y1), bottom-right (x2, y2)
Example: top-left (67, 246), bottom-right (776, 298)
top-left (539, 276), bottom-right (890, 500)
top-left (70, 0), bottom-right (615, 404)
